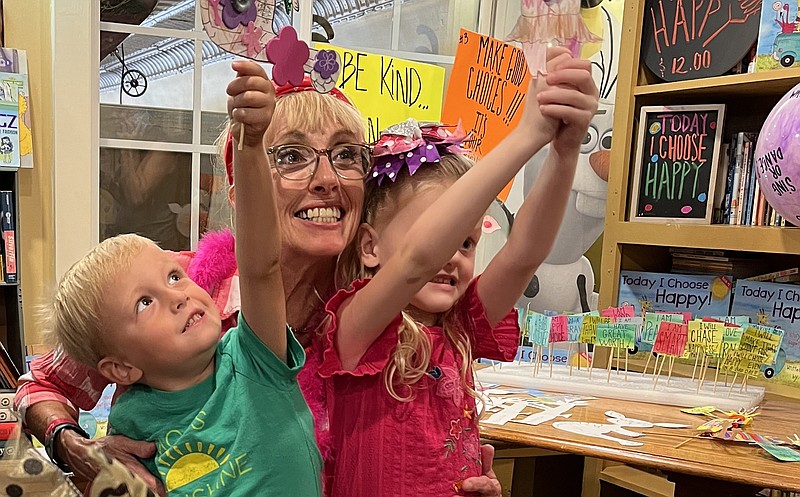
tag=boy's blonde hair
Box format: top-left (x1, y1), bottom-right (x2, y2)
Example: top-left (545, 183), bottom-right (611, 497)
top-left (339, 153), bottom-right (480, 402)
top-left (41, 234), bottom-right (158, 367)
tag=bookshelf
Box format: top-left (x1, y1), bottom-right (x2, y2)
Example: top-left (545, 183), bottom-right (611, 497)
top-left (598, 3), bottom-right (800, 398)
top-left (0, 168), bottom-right (22, 376)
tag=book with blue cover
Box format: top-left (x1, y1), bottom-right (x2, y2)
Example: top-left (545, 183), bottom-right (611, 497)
top-left (755, 0), bottom-right (800, 72)
top-left (616, 271), bottom-right (734, 318)
top-left (730, 280), bottom-right (800, 386)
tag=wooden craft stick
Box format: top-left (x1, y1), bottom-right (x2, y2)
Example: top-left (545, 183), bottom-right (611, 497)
top-left (589, 345), bottom-right (595, 381)
top-left (607, 346), bottom-right (614, 383)
top-left (674, 435), bottom-right (699, 449)
top-left (653, 355), bottom-right (666, 390)
top-left (625, 349), bottom-right (629, 382)
top-left (740, 375), bottom-right (748, 393)
top-left (667, 356), bottom-right (675, 386)
top-left (615, 346), bottom-right (620, 375)
top-left (568, 342), bottom-right (574, 377)
top-left (643, 352), bottom-right (653, 378)
top-left (549, 343), bottom-right (554, 378)
top-left (691, 346), bottom-right (701, 381)
top-left (713, 356), bottom-right (721, 393)
top-left (697, 355), bottom-right (709, 392)
top-left (727, 373), bottom-right (739, 398)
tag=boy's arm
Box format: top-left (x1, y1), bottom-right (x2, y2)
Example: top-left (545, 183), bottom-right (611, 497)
top-left (227, 61), bottom-right (286, 361)
top-left (478, 57), bottom-right (599, 325)
top-left (336, 50), bottom-right (576, 370)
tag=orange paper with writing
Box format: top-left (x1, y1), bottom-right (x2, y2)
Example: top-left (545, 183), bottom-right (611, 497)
top-left (442, 29), bottom-right (531, 201)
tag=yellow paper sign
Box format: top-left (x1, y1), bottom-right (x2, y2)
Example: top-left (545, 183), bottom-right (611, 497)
top-left (316, 44), bottom-right (445, 142)
top-left (578, 316), bottom-right (612, 345)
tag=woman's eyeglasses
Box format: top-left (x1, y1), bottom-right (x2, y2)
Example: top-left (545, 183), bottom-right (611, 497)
top-left (267, 143), bottom-right (371, 181)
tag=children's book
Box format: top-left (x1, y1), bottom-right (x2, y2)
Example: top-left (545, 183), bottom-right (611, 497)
top-left (1, 191), bottom-right (17, 284)
top-left (617, 271), bottom-right (734, 318)
top-left (729, 280), bottom-right (800, 385)
top-left (0, 48), bottom-right (31, 169)
top-left (755, 1), bottom-right (800, 72)
top-left (0, 101), bottom-right (19, 168)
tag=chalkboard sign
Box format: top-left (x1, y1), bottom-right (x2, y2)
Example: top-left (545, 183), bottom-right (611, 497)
top-left (629, 105), bottom-right (726, 223)
top-left (641, 0), bottom-right (761, 82)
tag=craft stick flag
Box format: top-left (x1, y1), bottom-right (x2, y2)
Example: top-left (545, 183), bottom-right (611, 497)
top-left (200, 0), bottom-right (342, 93)
top-left (652, 321), bottom-right (688, 357)
top-left (506, 0), bottom-right (600, 77)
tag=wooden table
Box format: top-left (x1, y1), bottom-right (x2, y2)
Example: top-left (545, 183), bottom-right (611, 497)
top-left (481, 392), bottom-right (800, 496)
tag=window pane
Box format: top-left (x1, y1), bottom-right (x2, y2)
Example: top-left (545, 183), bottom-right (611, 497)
top-left (100, 0), bottom-right (195, 28)
top-left (319, 2), bottom-right (393, 51)
top-left (398, 0), bottom-right (479, 56)
top-left (100, 34), bottom-right (194, 110)
top-left (100, 147), bottom-right (192, 251)
top-left (200, 153), bottom-right (233, 236)
top-left (100, 104), bottom-right (194, 143)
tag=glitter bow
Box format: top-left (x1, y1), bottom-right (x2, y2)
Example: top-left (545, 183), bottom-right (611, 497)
top-left (368, 118), bottom-right (468, 186)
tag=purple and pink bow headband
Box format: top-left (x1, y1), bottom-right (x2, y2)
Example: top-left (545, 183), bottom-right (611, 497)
top-left (368, 119), bottom-right (469, 186)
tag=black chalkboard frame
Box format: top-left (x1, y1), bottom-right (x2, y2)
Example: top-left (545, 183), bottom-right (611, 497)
top-left (629, 104), bottom-right (726, 224)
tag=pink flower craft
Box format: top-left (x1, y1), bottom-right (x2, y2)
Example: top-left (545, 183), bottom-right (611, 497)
top-left (220, 0), bottom-right (257, 29)
top-left (241, 21), bottom-right (265, 58)
top-left (369, 119), bottom-right (468, 186)
top-left (266, 26), bottom-right (310, 87)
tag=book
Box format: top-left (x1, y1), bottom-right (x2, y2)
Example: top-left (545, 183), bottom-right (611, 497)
top-left (748, 268), bottom-right (800, 282)
top-left (0, 100), bottom-right (19, 168)
top-left (755, 1), bottom-right (800, 72)
top-left (730, 280), bottom-right (800, 385)
top-left (617, 271), bottom-right (734, 318)
top-left (0, 48), bottom-right (32, 169)
top-left (1, 191), bottom-right (17, 284)
top-left (728, 132), bottom-right (745, 224)
top-left (713, 143), bottom-right (730, 223)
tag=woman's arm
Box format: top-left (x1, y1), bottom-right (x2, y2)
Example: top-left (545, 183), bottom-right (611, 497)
top-left (478, 57), bottom-right (599, 324)
top-left (226, 61), bottom-right (286, 361)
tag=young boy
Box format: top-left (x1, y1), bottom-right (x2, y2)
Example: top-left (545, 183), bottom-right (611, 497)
top-left (42, 62), bottom-right (322, 496)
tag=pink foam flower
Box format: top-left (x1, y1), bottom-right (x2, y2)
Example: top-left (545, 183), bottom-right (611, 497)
top-left (266, 26), bottom-right (309, 87)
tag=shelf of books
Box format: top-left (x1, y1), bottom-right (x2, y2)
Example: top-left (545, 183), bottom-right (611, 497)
top-left (599, 1), bottom-right (800, 400)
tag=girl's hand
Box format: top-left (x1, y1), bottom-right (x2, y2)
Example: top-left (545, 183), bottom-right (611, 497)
top-left (226, 60), bottom-right (276, 149)
top-left (539, 57), bottom-right (599, 155)
top-left (458, 444), bottom-right (503, 497)
top-left (517, 47), bottom-right (574, 144)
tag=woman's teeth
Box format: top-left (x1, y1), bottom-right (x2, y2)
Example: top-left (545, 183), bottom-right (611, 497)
top-left (432, 276), bottom-right (455, 286)
top-left (296, 207), bottom-right (342, 224)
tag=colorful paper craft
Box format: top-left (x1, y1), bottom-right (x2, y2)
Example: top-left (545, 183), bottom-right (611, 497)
top-left (595, 323), bottom-right (637, 349)
top-left (757, 441), bottom-right (800, 462)
top-left (549, 315), bottom-right (569, 343)
top-left (652, 321), bottom-right (688, 356)
top-left (200, 0), bottom-right (342, 93)
top-left (579, 316), bottom-right (612, 345)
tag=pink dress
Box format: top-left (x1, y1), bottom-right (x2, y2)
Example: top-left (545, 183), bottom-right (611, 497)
top-left (319, 277), bottom-right (520, 497)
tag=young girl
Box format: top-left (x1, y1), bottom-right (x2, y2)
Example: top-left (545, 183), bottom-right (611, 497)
top-left (319, 48), bottom-right (599, 496)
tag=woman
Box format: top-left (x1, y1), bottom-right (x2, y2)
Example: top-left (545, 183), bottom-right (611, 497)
top-left (15, 78), bottom-right (501, 496)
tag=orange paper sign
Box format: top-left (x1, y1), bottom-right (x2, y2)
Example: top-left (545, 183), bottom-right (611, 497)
top-left (442, 29), bottom-right (531, 201)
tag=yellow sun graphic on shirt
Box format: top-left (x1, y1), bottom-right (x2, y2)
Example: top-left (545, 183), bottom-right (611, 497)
top-left (159, 441), bottom-right (230, 491)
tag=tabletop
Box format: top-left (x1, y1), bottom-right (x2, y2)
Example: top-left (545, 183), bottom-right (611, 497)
top-left (480, 391), bottom-right (800, 492)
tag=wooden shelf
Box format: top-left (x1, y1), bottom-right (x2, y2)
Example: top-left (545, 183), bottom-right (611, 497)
top-left (634, 68), bottom-right (800, 99)
top-left (607, 222), bottom-right (800, 254)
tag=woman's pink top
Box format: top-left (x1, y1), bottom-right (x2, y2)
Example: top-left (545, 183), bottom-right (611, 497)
top-left (319, 277), bottom-right (520, 497)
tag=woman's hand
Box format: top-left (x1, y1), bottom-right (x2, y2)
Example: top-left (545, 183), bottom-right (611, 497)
top-left (226, 60), bottom-right (276, 149)
top-left (458, 444), bottom-right (503, 497)
top-left (59, 430), bottom-right (166, 496)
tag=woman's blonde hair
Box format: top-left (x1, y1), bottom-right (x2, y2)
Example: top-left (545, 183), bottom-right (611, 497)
top-left (339, 153), bottom-right (481, 402)
top-left (40, 234), bottom-right (158, 367)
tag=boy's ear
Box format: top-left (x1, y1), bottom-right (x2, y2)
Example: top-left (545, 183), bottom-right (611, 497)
top-left (358, 223), bottom-right (381, 269)
top-left (97, 356), bottom-right (143, 386)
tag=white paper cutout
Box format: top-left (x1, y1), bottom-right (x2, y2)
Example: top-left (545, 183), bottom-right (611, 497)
top-left (552, 421), bottom-right (645, 447)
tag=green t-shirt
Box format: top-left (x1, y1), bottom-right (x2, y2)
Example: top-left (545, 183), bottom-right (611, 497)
top-left (109, 317), bottom-right (322, 497)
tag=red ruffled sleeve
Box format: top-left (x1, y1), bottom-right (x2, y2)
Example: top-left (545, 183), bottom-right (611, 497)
top-left (456, 275), bottom-right (520, 362)
top-left (318, 278), bottom-right (403, 378)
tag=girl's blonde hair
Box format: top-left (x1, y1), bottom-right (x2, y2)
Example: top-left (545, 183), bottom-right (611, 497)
top-left (339, 153), bottom-right (481, 402)
top-left (40, 234), bottom-right (158, 367)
